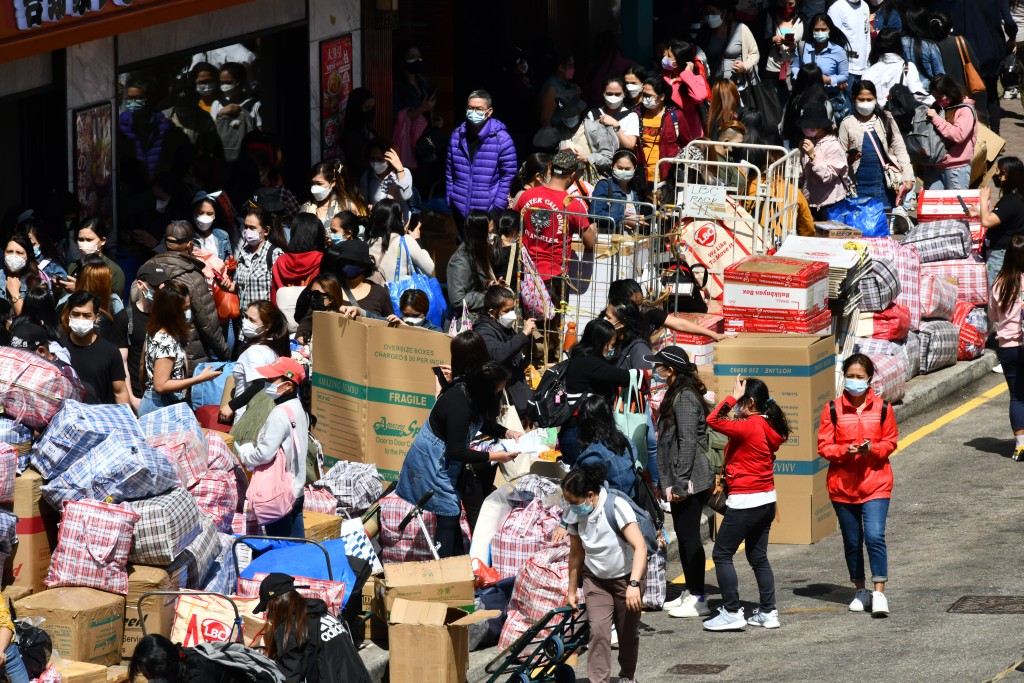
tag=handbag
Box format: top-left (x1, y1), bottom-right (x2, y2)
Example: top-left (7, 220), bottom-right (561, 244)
top-left (864, 127), bottom-right (903, 191)
top-left (497, 391), bottom-right (530, 480)
top-left (518, 244), bottom-right (557, 320)
top-left (829, 89), bottom-right (853, 127)
top-left (741, 70), bottom-right (783, 134)
top-left (448, 300), bottom-right (474, 337)
top-left (956, 37), bottom-right (987, 96)
top-left (388, 236), bottom-right (448, 327)
top-left (613, 369), bottom-right (649, 468)
top-left (707, 473), bottom-right (728, 514)
top-left (245, 404), bottom-right (300, 525)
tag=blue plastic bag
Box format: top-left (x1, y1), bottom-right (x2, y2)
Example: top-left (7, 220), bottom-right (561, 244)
top-left (190, 362), bottom-right (235, 410)
top-left (240, 538), bottom-right (358, 607)
top-left (387, 237), bottom-right (448, 326)
top-left (825, 196), bottom-right (890, 238)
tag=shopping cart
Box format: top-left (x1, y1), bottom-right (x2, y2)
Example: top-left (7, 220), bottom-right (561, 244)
top-left (483, 606), bottom-right (589, 683)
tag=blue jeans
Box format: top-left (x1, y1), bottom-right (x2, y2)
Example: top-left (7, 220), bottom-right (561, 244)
top-left (987, 248), bottom-right (1006, 289)
top-left (833, 498), bottom-right (890, 584)
top-left (138, 388), bottom-right (185, 418)
top-left (559, 425), bottom-right (581, 466)
top-left (644, 406), bottom-right (659, 485)
top-left (263, 496), bottom-right (305, 538)
top-left (997, 346), bottom-right (1024, 431)
top-left (922, 164), bottom-right (971, 191)
top-left (5, 643), bottom-right (29, 683)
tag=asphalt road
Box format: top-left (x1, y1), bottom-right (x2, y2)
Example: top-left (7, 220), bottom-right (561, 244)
top-left (557, 372), bottom-right (1022, 683)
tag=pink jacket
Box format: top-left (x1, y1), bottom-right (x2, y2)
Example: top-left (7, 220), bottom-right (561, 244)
top-left (662, 69), bottom-right (709, 146)
top-left (801, 134), bottom-right (848, 209)
top-left (931, 101), bottom-right (977, 170)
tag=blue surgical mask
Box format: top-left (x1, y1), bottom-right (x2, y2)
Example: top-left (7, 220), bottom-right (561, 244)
top-left (330, 233), bottom-right (345, 244)
top-left (125, 98), bottom-right (147, 112)
top-left (183, 309), bottom-right (192, 322)
top-left (144, 289), bottom-right (154, 302)
top-left (569, 501), bottom-right (594, 516)
top-left (466, 109), bottom-right (488, 126)
top-left (844, 378), bottom-right (870, 396)
top-left (32, 246), bottom-right (41, 259)
top-left (264, 383), bottom-right (282, 400)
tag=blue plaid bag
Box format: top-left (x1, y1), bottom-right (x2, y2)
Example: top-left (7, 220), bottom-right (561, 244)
top-left (0, 417), bottom-right (31, 447)
top-left (40, 433), bottom-right (179, 510)
top-left (0, 509), bottom-right (16, 570)
top-left (139, 403), bottom-right (206, 453)
top-left (199, 533), bottom-right (238, 596)
top-left (33, 401), bottom-right (142, 480)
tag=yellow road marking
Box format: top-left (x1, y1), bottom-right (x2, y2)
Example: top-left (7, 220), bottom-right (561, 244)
top-left (669, 381), bottom-right (1008, 583)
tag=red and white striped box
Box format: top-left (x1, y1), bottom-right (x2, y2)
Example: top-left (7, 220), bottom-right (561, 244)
top-left (917, 189), bottom-right (984, 252)
top-left (724, 309), bottom-right (833, 335)
top-left (723, 256), bottom-right (830, 320)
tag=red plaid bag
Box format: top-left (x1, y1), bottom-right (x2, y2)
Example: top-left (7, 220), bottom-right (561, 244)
top-left (46, 499), bottom-right (140, 595)
top-left (189, 469), bottom-right (239, 533)
top-left (303, 486), bottom-right (337, 515)
top-left (238, 572), bottom-right (347, 614)
top-left (204, 431), bottom-right (240, 471)
top-left (232, 507), bottom-right (262, 536)
top-left (0, 347), bottom-right (86, 429)
top-left (498, 544), bottom-right (581, 650)
top-left (866, 354), bottom-right (908, 402)
top-left (920, 257), bottom-right (988, 305)
top-left (0, 443), bottom-right (16, 503)
top-left (952, 302), bottom-right (986, 360)
top-left (857, 238), bottom-right (922, 330)
top-left (147, 431), bottom-right (209, 488)
top-left (378, 493), bottom-right (471, 564)
top-left (491, 498), bottom-right (562, 580)
top-left (920, 274), bottom-right (957, 321)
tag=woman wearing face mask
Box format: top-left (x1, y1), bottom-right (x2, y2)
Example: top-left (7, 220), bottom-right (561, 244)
top-left (756, 0), bottom-right (804, 108)
top-left (359, 138), bottom-right (414, 219)
top-left (698, 1), bottom-right (760, 82)
top-left (2, 232), bottom-right (44, 317)
top-left (563, 461), bottom-right (648, 683)
top-left (860, 30), bottom-right (930, 105)
top-left (366, 199), bottom-right (434, 287)
top-left (300, 159), bottom-right (367, 228)
top-left (21, 218), bottom-right (68, 286)
top-left (585, 76), bottom-right (641, 150)
top-left (341, 88), bottom-right (379, 179)
top-left (190, 193), bottom-right (232, 261)
top-left (660, 40), bottom-right (711, 144)
top-left (293, 273), bottom-right (363, 346)
top-left (210, 61), bottom-right (262, 130)
top-left (636, 78), bottom-right (682, 189)
top-left (223, 206), bottom-right (283, 335)
top-left (592, 150), bottom-right (648, 234)
top-left (818, 354), bottom-right (898, 617)
top-left (624, 64), bottom-right (649, 109)
top-left (396, 361), bottom-right (520, 557)
top-left (236, 357), bottom-right (310, 538)
top-left (329, 239), bottom-right (395, 318)
top-left (139, 281), bottom-right (223, 417)
top-left (838, 80), bottom-right (915, 210)
top-left (782, 64), bottom-right (835, 149)
top-left (976, 158), bottom-right (1024, 287)
top-left (218, 300), bottom-right (289, 424)
top-left (66, 218), bottom-right (125, 299)
top-left (387, 288), bottom-right (440, 331)
top-left (446, 210), bottom-right (498, 317)
top-left (472, 285), bottom-right (536, 420)
top-left (797, 101), bottom-right (849, 217)
top-left (922, 74), bottom-right (978, 191)
top-left (791, 15), bottom-right (850, 104)
top-left (539, 49), bottom-right (578, 129)
top-left (490, 210), bottom-right (523, 283)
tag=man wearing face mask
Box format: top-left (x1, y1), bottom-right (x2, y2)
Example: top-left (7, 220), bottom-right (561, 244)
top-left (117, 79), bottom-right (176, 181)
top-left (126, 269), bottom-right (170, 405)
top-left (60, 291), bottom-right (129, 406)
top-left (136, 221), bottom-right (230, 365)
top-left (445, 89), bottom-right (518, 240)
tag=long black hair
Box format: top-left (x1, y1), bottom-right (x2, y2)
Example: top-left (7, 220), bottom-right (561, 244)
top-left (869, 29), bottom-right (906, 65)
top-left (450, 330), bottom-right (491, 380)
top-left (367, 198), bottom-right (405, 252)
top-left (129, 634), bottom-right (181, 682)
top-left (562, 461), bottom-right (607, 498)
top-left (287, 212), bottom-right (326, 254)
top-left (491, 209), bottom-right (521, 276)
top-left (576, 394), bottom-right (632, 455)
top-left (463, 210), bottom-right (496, 288)
top-left (785, 64), bottom-right (830, 146)
top-left (850, 80), bottom-right (897, 144)
top-left (998, 156), bottom-right (1024, 196)
top-left (658, 361), bottom-right (709, 431)
top-left (807, 13), bottom-right (850, 51)
top-left (571, 318), bottom-right (616, 359)
top-left (739, 378), bottom-right (790, 440)
top-left (458, 360), bottom-right (511, 424)
top-left (605, 300), bottom-right (646, 351)
top-left (19, 286), bottom-right (61, 339)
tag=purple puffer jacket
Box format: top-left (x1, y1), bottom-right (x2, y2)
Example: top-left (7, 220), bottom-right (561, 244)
top-left (445, 117), bottom-right (518, 216)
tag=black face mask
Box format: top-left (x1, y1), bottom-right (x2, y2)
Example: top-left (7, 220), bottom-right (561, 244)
top-left (404, 59), bottom-right (423, 74)
top-left (311, 299), bottom-right (328, 312)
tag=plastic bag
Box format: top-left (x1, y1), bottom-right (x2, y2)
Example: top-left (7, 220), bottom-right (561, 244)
top-left (825, 196), bottom-right (889, 238)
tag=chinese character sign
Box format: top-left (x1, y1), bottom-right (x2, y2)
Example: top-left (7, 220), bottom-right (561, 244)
top-left (11, 0), bottom-right (135, 31)
top-left (74, 102), bottom-right (113, 225)
top-left (320, 34), bottom-right (353, 160)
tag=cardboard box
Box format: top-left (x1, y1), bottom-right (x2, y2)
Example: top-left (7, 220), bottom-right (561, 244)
top-left (16, 587), bottom-right (125, 666)
top-left (304, 511), bottom-right (342, 542)
top-left (311, 314), bottom-right (451, 480)
top-left (773, 458), bottom-right (830, 494)
top-left (374, 556), bottom-right (475, 621)
top-left (2, 585), bottom-right (31, 603)
top-left (122, 564), bottom-right (187, 658)
top-left (713, 335), bottom-right (835, 462)
top-left (359, 577), bottom-right (388, 641)
top-left (814, 221), bottom-right (862, 239)
top-left (724, 309), bottom-right (833, 335)
top-left (387, 599), bottom-right (500, 683)
top-left (170, 594), bottom-right (266, 649)
top-left (9, 468), bottom-right (57, 592)
top-left (106, 665), bottom-right (129, 683)
top-left (53, 659), bottom-right (107, 683)
top-left (771, 469), bottom-right (837, 544)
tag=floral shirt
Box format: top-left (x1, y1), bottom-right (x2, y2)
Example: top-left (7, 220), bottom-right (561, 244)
top-left (144, 331), bottom-right (188, 398)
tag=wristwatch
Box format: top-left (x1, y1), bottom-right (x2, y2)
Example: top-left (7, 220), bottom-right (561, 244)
top-left (628, 579), bottom-right (640, 588)
top-left (612, 125), bottom-right (621, 132)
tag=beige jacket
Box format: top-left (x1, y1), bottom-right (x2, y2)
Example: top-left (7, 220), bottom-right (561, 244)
top-left (838, 112), bottom-right (914, 183)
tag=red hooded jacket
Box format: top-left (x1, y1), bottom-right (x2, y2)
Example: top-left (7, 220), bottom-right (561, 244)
top-left (271, 251), bottom-right (323, 304)
top-left (817, 389), bottom-right (898, 504)
top-left (706, 396), bottom-right (787, 495)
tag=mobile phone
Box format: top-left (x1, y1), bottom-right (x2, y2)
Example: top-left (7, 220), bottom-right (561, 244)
top-left (861, 439), bottom-right (871, 449)
top-left (407, 211), bottom-right (422, 232)
top-left (956, 195), bottom-right (970, 216)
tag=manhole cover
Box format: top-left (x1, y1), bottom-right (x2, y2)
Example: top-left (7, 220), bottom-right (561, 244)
top-left (667, 664), bottom-right (730, 675)
top-left (948, 596), bottom-right (1024, 614)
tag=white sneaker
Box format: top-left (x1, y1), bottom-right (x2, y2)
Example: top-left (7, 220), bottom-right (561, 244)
top-left (871, 591), bottom-right (889, 617)
top-left (994, 363), bottom-right (1004, 374)
top-left (849, 588), bottom-right (872, 612)
top-left (702, 606), bottom-right (747, 631)
top-left (660, 500), bottom-right (672, 513)
top-left (746, 608), bottom-right (780, 629)
top-left (1004, 87), bottom-right (1020, 100)
top-left (610, 624), bottom-right (619, 648)
top-left (663, 590), bottom-right (690, 610)
top-left (669, 593), bottom-right (711, 618)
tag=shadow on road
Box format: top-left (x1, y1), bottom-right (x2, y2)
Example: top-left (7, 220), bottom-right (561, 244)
top-left (792, 583), bottom-right (853, 605)
top-left (964, 437), bottom-right (1012, 457)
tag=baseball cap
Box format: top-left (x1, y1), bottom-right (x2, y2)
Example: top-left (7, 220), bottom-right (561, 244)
top-left (164, 221), bottom-right (194, 246)
top-left (642, 345), bottom-right (695, 373)
top-left (255, 357), bottom-right (306, 384)
top-left (551, 149), bottom-right (579, 176)
top-left (136, 266), bottom-right (171, 287)
top-left (9, 321), bottom-right (50, 352)
top-left (252, 573), bottom-right (306, 614)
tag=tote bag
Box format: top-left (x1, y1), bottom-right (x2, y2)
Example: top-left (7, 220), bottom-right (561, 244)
top-left (387, 236), bottom-right (448, 327)
top-left (613, 370), bottom-right (649, 468)
top-left (246, 405), bottom-right (301, 525)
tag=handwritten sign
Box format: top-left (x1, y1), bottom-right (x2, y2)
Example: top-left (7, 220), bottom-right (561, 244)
top-left (683, 184), bottom-right (728, 219)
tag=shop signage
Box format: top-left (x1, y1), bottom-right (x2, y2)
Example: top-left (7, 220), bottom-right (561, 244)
top-left (73, 101), bottom-right (114, 228)
top-left (319, 33), bottom-right (353, 160)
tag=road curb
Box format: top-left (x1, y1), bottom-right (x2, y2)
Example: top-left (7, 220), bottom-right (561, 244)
top-left (892, 350), bottom-right (998, 422)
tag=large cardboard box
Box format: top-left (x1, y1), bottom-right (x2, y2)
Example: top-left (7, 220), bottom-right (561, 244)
top-left (772, 469), bottom-right (837, 544)
top-left (360, 577), bottom-right (388, 642)
top-left (713, 334), bottom-right (835, 462)
top-left (387, 599), bottom-right (499, 683)
top-left (304, 511), bottom-right (342, 542)
top-left (311, 314), bottom-right (451, 479)
top-left (16, 587), bottom-right (125, 666)
top-left (52, 659), bottom-right (107, 683)
top-left (122, 564), bottom-right (187, 658)
top-left (374, 556), bottom-right (475, 621)
top-left (9, 468), bottom-right (57, 592)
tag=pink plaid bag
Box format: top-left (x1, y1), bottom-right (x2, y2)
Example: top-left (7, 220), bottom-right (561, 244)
top-left (0, 443), bottom-right (16, 503)
top-left (46, 499), bottom-right (140, 595)
top-left (920, 257), bottom-right (988, 305)
top-left (303, 486), bottom-right (337, 515)
top-left (205, 432), bottom-right (240, 471)
top-left (147, 431), bottom-right (209, 488)
top-left (0, 347), bottom-right (86, 429)
top-left (238, 572), bottom-right (347, 614)
top-left (189, 469), bottom-right (239, 533)
top-left (491, 498), bottom-right (562, 580)
top-left (920, 274), bottom-right (957, 321)
top-left (519, 245), bottom-right (556, 321)
top-left (378, 493), bottom-right (471, 564)
top-left (498, 544), bottom-right (579, 650)
top-left (866, 354), bottom-right (908, 403)
top-left (857, 238), bottom-right (922, 331)
top-left (232, 506), bottom-right (262, 536)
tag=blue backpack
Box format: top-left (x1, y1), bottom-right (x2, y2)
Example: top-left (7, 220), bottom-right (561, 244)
top-left (602, 488), bottom-right (659, 556)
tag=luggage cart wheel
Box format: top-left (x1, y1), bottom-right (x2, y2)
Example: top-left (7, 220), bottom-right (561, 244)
top-left (506, 673), bottom-right (531, 683)
top-left (553, 663), bottom-right (576, 683)
top-left (542, 634), bottom-right (565, 660)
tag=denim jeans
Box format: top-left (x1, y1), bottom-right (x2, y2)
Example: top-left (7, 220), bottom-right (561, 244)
top-left (5, 643), bottom-right (29, 683)
top-left (833, 498), bottom-right (890, 584)
top-left (922, 164), bottom-right (971, 191)
top-left (559, 425), bottom-right (581, 466)
top-left (987, 249), bottom-right (1006, 289)
top-left (644, 406), bottom-right (659, 485)
top-left (997, 346), bottom-right (1024, 431)
top-left (712, 502), bottom-right (776, 612)
top-left (138, 388), bottom-right (185, 418)
top-left (263, 496), bottom-right (305, 539)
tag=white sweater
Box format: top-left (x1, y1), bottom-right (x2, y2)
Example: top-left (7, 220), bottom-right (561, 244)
top-left (861, 54), bottom-right (934, 106)
top-left (828, 0), bottom-right (871, 75)
top-left (237, 396), bottom-right (308, 499)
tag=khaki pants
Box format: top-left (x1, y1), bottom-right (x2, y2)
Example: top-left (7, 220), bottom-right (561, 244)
top-left (582, 569), bottom-right (646, 683)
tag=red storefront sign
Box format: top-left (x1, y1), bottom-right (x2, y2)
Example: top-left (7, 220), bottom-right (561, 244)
top-left (319, 34), bottom-right (353, 160)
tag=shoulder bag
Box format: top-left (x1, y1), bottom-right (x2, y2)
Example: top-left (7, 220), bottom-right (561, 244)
top-left (387, 236), bottom-right (448, 327)
top-left (245, 404), bottom-right (301, 525)
top-left (956, 37), bottom-right (987, 96)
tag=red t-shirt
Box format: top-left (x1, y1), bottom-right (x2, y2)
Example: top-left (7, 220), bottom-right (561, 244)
top-left (514, 186), bottom-right (590, 279)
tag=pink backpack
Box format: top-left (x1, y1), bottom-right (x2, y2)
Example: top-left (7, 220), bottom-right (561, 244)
top-left (246, 404), bottom-right (301, 526)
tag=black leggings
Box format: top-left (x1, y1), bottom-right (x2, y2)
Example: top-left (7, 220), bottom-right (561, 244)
top-left (435, 514), bottom-right (465, 558)
top-left (671, 489), bottom-right (711, 596)
top-left (712, 502), bottom-right (776, 613)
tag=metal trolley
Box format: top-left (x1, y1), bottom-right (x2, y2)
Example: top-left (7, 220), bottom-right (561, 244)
top-left (483, 606), bottom-right (590, 683)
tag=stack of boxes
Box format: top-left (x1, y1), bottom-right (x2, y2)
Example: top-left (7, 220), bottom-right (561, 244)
top-left (722, 256), bottom-right (831, 335)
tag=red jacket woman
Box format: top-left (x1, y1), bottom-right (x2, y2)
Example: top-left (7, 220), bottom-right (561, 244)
top-left (707, 395), bottom-right (786, 495)
top-left (636, 78), bottom-right (682, 188)
top-left (817, 387), bottom-right (898, 504)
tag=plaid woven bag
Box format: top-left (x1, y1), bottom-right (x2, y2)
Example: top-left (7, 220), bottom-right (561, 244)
top-left (498, 544), bottom-right (577, 650)
top-left (0, 509), bottom-right (16, 570)
top-left (341, 517), bottom-right (382, 573)
top-left (920, 257), bottom-right (988, 305)
top-left (858, 238), bottom-right (922, 330)
top-left (903, 219), bottom-right (972, 263)
top-left (199, 532), bottom-right (238, 595)
top-left (378, 493), bottom-right (471, 564)
top-left (853, 337), bottom-right (901, 358)
top-left (644, 545), bottom-right (668, 610)
top-left (0, 417), bottom-right (32, 452)
top-left (238, 572), bottom-right (347, 614)
top-left (139, 403), bottom-right (206, 450)
top-left (0, 443), bottom-right (16, 504)
top-left (34, 401), bottom-right (142, 480)
top-left (183, 519), bottom-right (222, 589)
top-left (0, 347), bottom-right (86, 429)
top-left (918, 320), bottom-right (959, 374)
top-left (204, 431), bottom-right (240, 471)
top-left (303, 486), bottom-right (337, 515)
top-left (867, 354), bottom-right (908, 402)
top-left (147, 431), bottom-right (209, 488)
top-left (189, 469), bottom-right (238, 533)
top-left (46, 499), bottom-right (140, 594)
top-left (920, 274), bottom-right (957, 321)
top-left (858, 257), bottom-right (901, 313)
top-left (127, 486), bottom-right (205, 566)
top-left (41, 433), bottom-right (179, 510)
top-left (491, 498), bottom-right (562, 580)
top-left (316, 461), bottom-right (381, 516)
top-left (901, 332), bottom-right (922, 380)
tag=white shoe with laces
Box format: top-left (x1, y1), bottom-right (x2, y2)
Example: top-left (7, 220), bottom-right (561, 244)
top-left (849, 588), bottom-right (872, 612)
top-left (746, 608), bottom-right (781, 629)
top-left (669, 593), bottom-right (711, 618)
top-left (872, 591), bottom-right (889, 617)
top-left (663, 590), bottom-right (690, 611)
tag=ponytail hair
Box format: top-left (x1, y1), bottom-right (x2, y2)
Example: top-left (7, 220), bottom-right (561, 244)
top-left (741, 378), bottom-right (790, 441)
top-left (562, 462), bottom-right (606, 498)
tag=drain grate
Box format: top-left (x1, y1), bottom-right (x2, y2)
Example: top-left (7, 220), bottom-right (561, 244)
top-left (667, 664), bottom-right (730, 675)
top-left (948, 596), bottom-right (1024, 614)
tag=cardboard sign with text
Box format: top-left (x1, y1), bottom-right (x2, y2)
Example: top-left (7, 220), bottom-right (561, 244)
top-left (170, 594), bottom-right (265, 649)
top-left (311, 314), bottom-right (451, 480)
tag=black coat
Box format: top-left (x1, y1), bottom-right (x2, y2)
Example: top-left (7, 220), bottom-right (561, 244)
top-left (474, 316), bottom-right (532, 415)
top-left (273, 598), bottom-right (372, 683)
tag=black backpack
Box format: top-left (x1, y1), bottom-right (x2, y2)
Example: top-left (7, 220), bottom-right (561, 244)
top-left (884, 62), bottom-right (919, 134)
top-left (828, 399), bottom-right (889, 430)
top-left (526, 358), bottom-right (585, 428)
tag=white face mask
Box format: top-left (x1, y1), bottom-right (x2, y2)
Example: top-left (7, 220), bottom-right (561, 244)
top-left (4, 255), bottom-right (26, 272)
top-left (855, 100), bottom-right (876, 116)
top-left (241, 318), bottom-right (262, 339)
top-left (642, 96), bottom-right (659, 109)
top-left (371, 160), bottom-right (390, 175)
top-left (155, 199), bottom-right (169, 213)
top-left (498, 311), bottom-right (517, 328)
top-left (625, 83), bottom-right (643, 98)
top-left (243, 228), bottom-right (262, 247)
top-left (183, 309), bottom-right (192, 322)
top-left (706, 14), bottom-right (724, 28)
top-left (77, 240), bottom-right (99, 256)
top-left (604, 94), bottom-right (625, 109)
top-left (195, 214), bottom-right (214, 230)
top-left (404, 316), bottom-right (425, 326)
top-left (310, 184), bottom-right (331, 202)
top-left (68, 318), bottom-right (95, 337)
